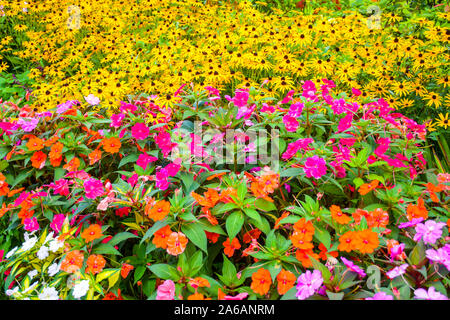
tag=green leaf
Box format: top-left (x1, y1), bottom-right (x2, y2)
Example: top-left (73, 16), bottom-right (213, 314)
top-left (226, 211), bottom-right (244, 240)
top-left (119, 154), bottom-right (139, 168)
top-left (134, 265), bottom-right (146, 284)
top-left (108, 232), bottom-right (139, 247)
top-left (96, 269), bottom-right (120, 283)
top-left (326, 291), bottom-right (345, 300)
top-left (409, 241), bottom-right (425, 266)
top-left (181, 223), bottom-right (208, 253)
top-left (148, 264), bottom-right (179, 280)
top-left (254, 198), bottom-right (277, 212)
top-left (243, 208), bottom-right (262, 224)
top-left (309, 255), bottom-right (332, 283)
top-left (141, 219), bottom-right (169, 243)
top-left (93, 244), bottom-right (121, 256)
top-left (314, 226), bottom-right (331, 250)
top-left (280, 168), bottom-right (304, 177)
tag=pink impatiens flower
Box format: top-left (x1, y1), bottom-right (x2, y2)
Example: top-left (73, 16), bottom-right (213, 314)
top-left (283, 115), bottom-right (299, 132)
top-left (50, 214), bottom-right (66, 234)
top-left (156, 280), bottom-right (176, 300)
top-left (131, 122), bottom-right (150, 140)
top-left (136, 153), bottom-right (158, 170)
top-left (414, 220), bottom-right (446, 245)
top-left (303, 155), bottom-right (327, 179)
top-left (296, 269), bottom-right (323, 300)
top-left (365, 292), bottom-right (394, 300)
top-left (24, 217), bottom-right (39, 232)
top-left (110, 113), bottom-right (125, 128)
top-left (83, 178), bottom-right (105, 199)
top-left (386, 263), bottom-right (408, 279)
top-left (414, 287), bottom-right (448, 300)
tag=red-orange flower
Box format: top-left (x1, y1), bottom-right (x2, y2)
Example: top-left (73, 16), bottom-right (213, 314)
top-left (274, 211), bottom-right (290, 230)
top-left (330, 205), bottom-right (351, 225)
top-left (145, 200), bottom-right (171, 221)
top-left (121, 263), bottom-right (134, 279)
top-left (223, 237), bottom-right (241, 257)
top-left (26, 136), bottom-right (44, 151)
top-left (352, 209), bottom-right (369, 225)
top-left (102, 137), bottom-right (121, 154)
top-left (191, 188), bottom-right (221, 208)
top-left (49, 142), bottom-right (63, 167)
top-left (189, 277), bottom-right (210, 289)
top-left (0, 173), bottom-right (9, 197)
top-left (86, 254), bottom-right (106, 274)
top-left (338, 230), bottom-right (357, 252)
top-left (63, 157), bottom-right (80, 171)
top-left (81, 224), bottom-right (104, 242)
top-left (406, 197), bottom-right (428, 221)
top-left (318, 243), bottom-right (338, 261)
top-left (358, 180), bottom-right (379, 195)
top-left (290, 232), bottom-right (314, 250)
top-left (276, 269), bottom-right (296, 295)
top-left (166, 232), bottom-right (188, 256)
top-left (60, 250), bottom-right (84, 273)
top-left (353, 229), bottom-right (379, 254)
top-left (89, 149), bottom-right (102, 165)
top-left (292, 218), bottom-right (315, 241)
top-left (30, 151), bottom-right (47, 169)
top-left (367, 208), bottom-right (389, 229)
top-left (250, 268), bottom-right (272, 296)
top-left (152, 225), bottom-right (172, 249)
top-left (187, 292), bottom-right (209, 300)
top-left (205, 231), bottom-right (220, 243)
top-left (103, 289), bottom-right (123, 300)
top-left (243, 229), bottom-right (262, 244)
top-left (295, 248), bottom-right (320, 268)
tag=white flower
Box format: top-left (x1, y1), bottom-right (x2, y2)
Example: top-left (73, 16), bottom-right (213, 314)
top-left (6, 287), bottom-right (19, 296)
top-left (27, 270), bottom-right (38, 280)
top-left (49, 239), bottom-right (64, 253)
top-left (37, 246), bottom-right (49, 260)
top-left (38, 287), bottom-right (59, 300)
top-left (84, 94), bottom-right (100, 106)
top-left (48, 263), bottom-right (60, 277)
top-left (21, 234), bottom-right (38, 252)
top-left (72, 280), bottom-right (90, 299)
top-left (6, 246), bottom-right (18, 259)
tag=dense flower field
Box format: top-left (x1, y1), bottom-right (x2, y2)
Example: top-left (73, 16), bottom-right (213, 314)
top-left (0, 0), bottom-right (449, 301)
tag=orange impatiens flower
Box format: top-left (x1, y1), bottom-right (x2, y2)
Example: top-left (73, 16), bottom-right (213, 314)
top-left (187, 292), bottom-right (209, 300)
top-left (274, 211), bottom-right (290, 230)
top-left (191, 188), bottom-right (221, 208)
top-left (223, 237), bottom-right (241, 257)
top-left (86, 254), bottom-right (106, 274)
top-left (295, 248), bottom-right (320, 268)
top-left (352, 208), bottom-right (369, 225)
top-left (63, 157), bottom-right (80, 171)
top-left (353, 229), bottom-right (379, 254)
top-left (250, 268), bottom-right (272, 296)
top-left (152, 225), bottom-right (172, 249)
top-left (26, 136), bottom-right (44, 151)
top-left (121, 263), bottom-right (134, 279)
top-left (406, 197), bottom-right (428, 221)
top-left (102, 137), bottom-right (122, 154)
top-left (61, 250), bottom-right (85, 273)
top-left (0, 203), bottom-right (11, 218)
top-left (292, 218), bottom-right (315, 241)
top-left (49, 142), bottom-right (63, 167)
top-left (0, 173), bottom-right (10, 197)
top-left (276, 269), bottom-right (296, 295)
top-left (318, 243), bottom-right (338, 261)
top-left (89, 149), bottom-right (102, 165)
top-left (31, 151), bottom-right (47, 169)
top-left (338, 230), bottom-right (357, 252)
top-left (145, 200), bottom-right (171, 221)
top-left (290, 232), bottom-right (314, 250)
top-left (205, 231), bottom-right (220, 243)
top-left (358, 180), bottom-right (379, 195)
top-left (166, 232), bottom-right (188, 256)
top-left (330, 205), bottom-right (351, 225)
top-left (81, 224), bottom-right (104, 242)
top-left (243, 228), bottom-right (262, 244)
top-left (189, 277), bottom-right (210, 289)
top-left (367, 208), bottom-right (389, 229)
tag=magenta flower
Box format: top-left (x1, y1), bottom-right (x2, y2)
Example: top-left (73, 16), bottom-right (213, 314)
top-left (281, 89), bottom-right (295, 104)
top-left (156, 280), bottom-right (175, 300)
top-left (282, 114), bottom-right (299, 132)
top-left (414, 220), bottom-right (446, 244)
top-left (296, 270), bottom-right (323, 300)
top-left (236, 104), bottom-right (256, 120)
top-left (282, 138), bottom-right (314, 161)
top-left (398, 218), bottom-right (424, 229)
top-left (155, 131), bottom-right (176, 157)
top-left (83, 178), bottom-right (105, 199)
top-left (17, 117), bottom-right (39, 132)
top-left (227, 89), bottom-right (249, 108)
top-left (341, 257), bottom-right (366, 278)
top-left (155, 167), bottom-right (169, 190)
top-left (50, 214), bottom-right (66, 234)
top-left (287, 102), bottom-right (304, 118)
top-left (386, 263), bottom-right (408, 279)
top-left (414, 287), bottom-right (448, 300)
top-left (46, 179), bottom-right (70, 196)
top-left (390, 243), bottom-right (405, 261)
top-left (337, 113), bottom-right (353, 133)
top-left (136, 153), bottom-right (157, 170)
top-left (110, 113), bottom-right (125, 128)
top-left (24, 217), bottom-right (39, 232)
top-left (302, 80), bottom-right (318, 102)
top-left (303, 155), bottom-right (327, 179)
top-left (131, 122), bottom-right (150, 140)
top-left (426, 244), bottom-right (450, 271)
top-left (365, 292), bottom-right (394, 300)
